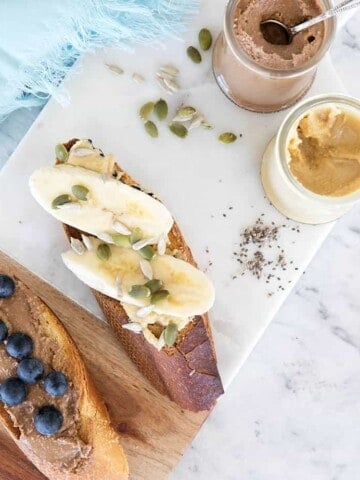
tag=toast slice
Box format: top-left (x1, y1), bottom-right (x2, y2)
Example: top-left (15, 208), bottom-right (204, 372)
top-left (0, 275), bottom-right (129, 480)
top-left (38, 138), bottom-right (224, 412)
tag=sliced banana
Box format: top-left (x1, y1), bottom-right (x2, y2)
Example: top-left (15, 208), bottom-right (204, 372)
top-left (62, 238), bottom-right (215, 318)
top-left (29, 164), bottom-right (173, 239)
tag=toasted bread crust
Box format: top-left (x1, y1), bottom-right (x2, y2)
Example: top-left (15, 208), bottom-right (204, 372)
top-left (0, 278), bottom-right (129, 480)
top-left (62, 139), bottom-right (224, 412)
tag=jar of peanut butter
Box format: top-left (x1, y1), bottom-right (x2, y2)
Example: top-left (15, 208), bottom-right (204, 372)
top-left (261, 94), bottom-right (360, 224)
top-left (212, 0), bottom-right (336, 113)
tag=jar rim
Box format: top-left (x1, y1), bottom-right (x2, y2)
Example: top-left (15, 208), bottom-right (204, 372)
top-left (276, 93), bottom-right (360, 206)
top-left (224, 0), bottom-right (336, 78)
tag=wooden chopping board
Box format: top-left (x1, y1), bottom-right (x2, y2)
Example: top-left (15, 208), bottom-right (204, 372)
top-left (0, 251), bottom-right (208, 480)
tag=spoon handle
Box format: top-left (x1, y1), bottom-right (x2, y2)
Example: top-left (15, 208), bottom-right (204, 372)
top-left (291, 0), bottom-right (360, 35)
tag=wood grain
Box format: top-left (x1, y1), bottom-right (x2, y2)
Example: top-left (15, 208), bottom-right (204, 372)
top-left (0, 251), bottom-right (209, 480)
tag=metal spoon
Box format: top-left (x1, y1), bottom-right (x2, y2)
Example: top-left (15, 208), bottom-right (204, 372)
top-left (260, 0), bottom-right (360, 45)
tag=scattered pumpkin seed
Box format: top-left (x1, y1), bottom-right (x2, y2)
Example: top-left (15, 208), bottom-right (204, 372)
top-left (145, 279), bottom-right (163, 293)
top-left (218, 132), bottom-right (237, 144)
top-left (139, 245), bottom-right (156, 260)
top-left (187, 46), bottom-right (202, 64)
top-left (151, 289), bottom-right (170, 304)
top-left (51, 194), bottom-right (71, 209)
top-left (199, 28), bottom-right (213, 51)
top-left (96, 243), bottom-right (111, 261)
top-left (55, 144), bottom-right (68, 163)
top-left (144, 120), bottom-right (158, 138)
top-left (130, 227), bottom-right (143, 245)
top-left (169, 122), bottom-right (188, 138)
top-left (164, 323), bottom-right (178, 347)
top-left (154, 99), bottom-right (168, 121)
top-left (71, 185), bottom-right (89, 201)
top-left (139, 102), bottom-right (155, 120)
top-left (175, 106), bottom-right (197, 121)
top-left (112, 234), bottom-right (131, 248)
top-left (106, 64), bottom-right (124, 75)
top-left (128, 285), bottom-right (151, 299)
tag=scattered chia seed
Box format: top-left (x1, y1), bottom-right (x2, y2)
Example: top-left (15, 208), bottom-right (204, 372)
top-left (231, 215), bottom-right (301, 295)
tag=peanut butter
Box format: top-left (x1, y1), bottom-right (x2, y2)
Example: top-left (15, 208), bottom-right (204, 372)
top-left (288, 105), bottom-right (360, 197)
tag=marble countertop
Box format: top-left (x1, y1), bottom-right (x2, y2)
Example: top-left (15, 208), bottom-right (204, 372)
top-left (1, 10), bottom-right (360, 480)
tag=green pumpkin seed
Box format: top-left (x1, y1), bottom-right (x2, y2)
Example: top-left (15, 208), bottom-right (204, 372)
top-left (187, 46), bottom-right (202, 64)
top-left (96, 243), bottom-right (111, 261)
top-left (176, 106), bottom-right (197, 120)
top-left (218, 132), bottom-right (237, 144)
top-left (199, 28), bottom-right (213, 51)
top-left (51, 194), bottom-right (71, 209)
top-left (151, 289), bottom-right (170, 304)
top-left (112, 234), bottom-right (131, 248)
top-left (72, 185), bottom-right (89, 201)
top-left (139, 101), bottom-right (154, 120)
top-left (128, 285), bottom-right (151, 299)
top-left (169, 122), bottom-right (188, 139)
top-left (144, 120), bottom-right (158, 138)
top-left (145, 279), bottom-right (163, 293)
top-left (55, 144), bottom-right (69, 163)
top-left (139, 245), bottom-right (156, 260)
top-left (164, 323), bottom-right (178, 347)
top-left (154, 99), bottom-right (168, 121)
top-left (130, 227), bottom-right (143, 245)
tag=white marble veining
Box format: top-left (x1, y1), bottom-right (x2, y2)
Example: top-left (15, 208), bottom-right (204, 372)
top-left (0, 6), bottom-right (359, 480)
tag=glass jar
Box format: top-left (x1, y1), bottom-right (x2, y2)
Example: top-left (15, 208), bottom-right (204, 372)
top-left (212, 0), bottom-right (336, 113)
top-left (261, 94), bottom-right (360, 224)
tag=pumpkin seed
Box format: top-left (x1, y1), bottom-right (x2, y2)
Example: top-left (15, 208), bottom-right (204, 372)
top-left (174, 106), bottom-right (197, 121)
top-left (139, 245), bottom-right (156, 260)
top-left (55, 144), bottom-right (68, 163)
top-left (218, 132), bottom-right (237, 144)
top-left (130, 227), bottom-right (143, 244)
top-left (51, 194), bottom-right (71, 209)
top-left (72, 184), bottom-right (89, 201)
top-left (128, 285), bottom-right (151, 299)
top-left (145, 279), bottom-right (163, 293)
top-left (96, 243), bottom-right (111, 261)
top-left (154, 99), bottom-right (168, 121)
top-left (139, 102), bottom-right (154, 120)
top-left (199, 28), bottom-right (213, 51)
top-left (151, 289), bottom-right (170, 304)
top-left (144, 120), bottom-right (158, 138)
top-left (106, 64), bottom-right (124, 75)
top-left (164, 323), bottom-right (178, 347)
top-left (187, 46), bottom-right (202, 64)
top-left (169, 122), bottom-right (188, 139)
top-left (112, 234), bottom-right (131, 248)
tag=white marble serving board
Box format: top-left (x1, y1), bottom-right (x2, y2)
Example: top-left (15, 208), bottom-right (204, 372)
top-left (0, 1), bottom-right (349, 389)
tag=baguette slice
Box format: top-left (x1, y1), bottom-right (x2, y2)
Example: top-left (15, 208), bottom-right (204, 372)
top-left (0, 275), bottom-right (129, 480)
top-left (60, 139), bottom-right (224, 412)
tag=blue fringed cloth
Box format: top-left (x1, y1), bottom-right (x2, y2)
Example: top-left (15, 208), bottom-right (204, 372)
top-left (0, 0), bottom-right (198, 122)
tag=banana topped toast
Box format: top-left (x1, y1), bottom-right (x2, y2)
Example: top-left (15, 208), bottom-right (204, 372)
top-left (0, 274), bottom-right (128, 480)
top-left (30, 139), bottom-right (224, 412)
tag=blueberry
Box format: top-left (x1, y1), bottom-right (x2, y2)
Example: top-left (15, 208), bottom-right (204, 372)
top-left (34, 406), bottom-right (63, 436)
top-left (0, 377), bottom-right (27, 406)
top-left (6, 333), bottom-right (33, 360)
top-left (17, 358), bottom-right (44, 384)
top-left (0, 320), bottom-right (8, 342)
top-left (44, 372), bottom-right (68, 397)
top-left (0, 275), bottom-right (15, 298)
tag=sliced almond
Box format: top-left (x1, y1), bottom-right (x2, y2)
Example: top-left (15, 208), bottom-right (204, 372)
top-left (140, 259), bottom-right (153, 280)
top-left (81, 234), bottom-right (93, 251)
top-left (112, 219), bottom-right (131, 235)
top-left (97, 232), bottom-right (115, 244)
top-left (157, 234), bottom-right (167, 256)
top-left (70, 237), bottom-right (86, 256)
top-left (122, 322), bottom-right (142, 333)
top-left (132, 237), bottom-right (157, 251)
top-left (136, 305), bottom-right (155, 318)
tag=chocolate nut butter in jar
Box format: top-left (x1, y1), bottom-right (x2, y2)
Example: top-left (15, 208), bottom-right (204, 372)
top-left (212, 0), bottom-right (336, 113)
